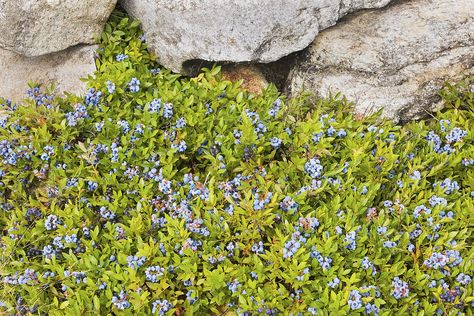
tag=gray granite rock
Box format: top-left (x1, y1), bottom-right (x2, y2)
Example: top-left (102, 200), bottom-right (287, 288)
top-left (121, 0), bottom-right (391, 73)
top-left (0, 0), bottom-right (116, 56)
top-left (0, 45), bottom-right (98, 102)
top-left (288, 0), bottom-right (474, 121)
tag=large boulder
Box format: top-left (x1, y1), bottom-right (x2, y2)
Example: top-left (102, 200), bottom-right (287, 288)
top-left (0, 0), bottom-right (117, 56)
top-left (288, 0), bottom-right (474, 121)
top-left (0, 45), bottom-right (98, 102)
top-left (120, 0), bottom-right (392, 73)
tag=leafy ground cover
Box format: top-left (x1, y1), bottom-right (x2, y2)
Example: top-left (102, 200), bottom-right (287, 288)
top-left (0, 11), bottom-right (473, 315)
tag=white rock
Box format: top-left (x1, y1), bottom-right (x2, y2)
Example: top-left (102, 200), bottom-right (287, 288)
top-left (288, 0), bottom-right (474, 121)
top-left (0, 0), bottom-right (117, 56)
top-left (120, 0), bottom-right (391, 73)
top-left (0, 45), bottom-right (98, 102)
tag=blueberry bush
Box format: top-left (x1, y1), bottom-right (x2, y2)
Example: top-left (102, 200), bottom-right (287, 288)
top-left (0, 12), bottom-right (473, 315)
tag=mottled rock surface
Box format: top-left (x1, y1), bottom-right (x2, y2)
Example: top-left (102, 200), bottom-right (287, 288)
top-left (0, 0), bottom-right (116, 56)
top-left (0, 45), bottom-right (98, 102)
top-left (121, 0), bottom-right (391, 73)
top-left (221, 65), bottom-right (268, 95)
top-left (288, 0), bottom-right (474, 121)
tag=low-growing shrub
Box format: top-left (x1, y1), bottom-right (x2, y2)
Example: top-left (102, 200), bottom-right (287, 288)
top-left (0, 11), bottom-right (473, 315)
